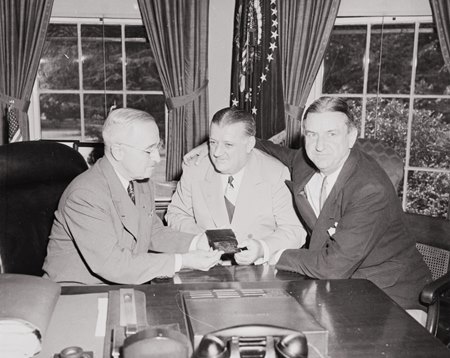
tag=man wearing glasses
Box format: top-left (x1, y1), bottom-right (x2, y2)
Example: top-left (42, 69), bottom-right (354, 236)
top-left (43, 108), bottom-right (222, 285)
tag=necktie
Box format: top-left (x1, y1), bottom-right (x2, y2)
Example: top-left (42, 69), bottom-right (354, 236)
top-left (319, 176), bottom-right (328, 211)
top-left (127, 181), bottom-right (135, 204)
top-left (224, 176), bottom-right (235, 222)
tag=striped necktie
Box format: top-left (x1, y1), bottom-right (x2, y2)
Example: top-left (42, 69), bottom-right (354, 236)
top-left (127, 181), bottom-right (136, 205)
top-left (224, 176), bottom-right (235, 222)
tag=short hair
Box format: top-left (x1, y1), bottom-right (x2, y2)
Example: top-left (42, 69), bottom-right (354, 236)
top-left (102, 108), bottom-right (156, 146)
top-left (303, 96), bottom-right (356, 131)
top-left (211, 107), bottom-right (256, 137)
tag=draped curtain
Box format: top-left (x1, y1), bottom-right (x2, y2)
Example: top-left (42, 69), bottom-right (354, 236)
top-left (278, 0), bottom-right (340, 147)
top-left (430, 0), bottom-right (450, 71)
top-left (0, 0), bottom-right (54, 144)
top-left (230, 0), bottom-right (285, 140)
top-left (138, 0), bottom-right (209, 181)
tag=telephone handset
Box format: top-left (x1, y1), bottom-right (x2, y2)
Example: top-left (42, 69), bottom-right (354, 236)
top-left (194, 324), bottom-right (308, 358)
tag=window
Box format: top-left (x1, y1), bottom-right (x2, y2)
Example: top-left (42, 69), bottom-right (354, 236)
top-left (318, 17), bottom-right (450, 218)
top-left (32, 18), bottom-right (167, 183)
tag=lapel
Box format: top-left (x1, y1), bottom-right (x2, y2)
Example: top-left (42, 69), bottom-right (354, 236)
top-left (133, 178), bottom-right (155, 252)
top-left (311, 148), bottom-right (359, 249)
top-left (98, 157), bottom-right (140, 239)
top-left (232, 152), bottom-right (263, 232)
top-left (202, 165), bottom-right (231, 228)
top-left (288, 158), bottom-right (317, 230)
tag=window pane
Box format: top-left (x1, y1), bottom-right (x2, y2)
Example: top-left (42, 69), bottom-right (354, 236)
top-left (40, 94), bottom-right (80, 140)
top-left (410, 99), bottom-right (450, 169)
top-left (84, 94), bottom-right (123, 141)
top-left (365, 97), bottom-right (408, 159)
top-left (38, 24), bottom-right (79, 89)
top-left (127, 94), bottom-right (166, 141)
top-left (368, 24), bottom-right (414, 94)
top-left (323, 26), bottom-right (366, 94)
top-left (125, 26), bottom-right (162, 91)
top-left (406, 170), bottom-right (449, 218)
top-left (81, 25), bottom-right (122, 90)
top-left (416, 23), bottom-right (450, 95)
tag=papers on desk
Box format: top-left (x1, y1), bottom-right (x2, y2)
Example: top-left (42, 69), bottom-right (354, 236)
top-left (0, 320), bottom-right (41, 358)
top-left (0, 274), bottom-right (60, 358)
top-left (38, 293), bottom-right (108, 358)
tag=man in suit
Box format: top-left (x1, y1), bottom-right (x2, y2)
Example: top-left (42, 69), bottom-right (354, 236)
top-left (254, 97), bottom-right (431, 309)
top-left (42, 108), bottom-right (222, 285)
top-left (166, 107), bottom-right (306, 265)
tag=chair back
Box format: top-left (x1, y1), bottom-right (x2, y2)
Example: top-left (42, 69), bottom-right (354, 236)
top-left (405, 213), bottom-right (450, 281)
top-left (354, 138), bottom-right (404, 193)
top-left (0, 141), bottom-right (88, 275)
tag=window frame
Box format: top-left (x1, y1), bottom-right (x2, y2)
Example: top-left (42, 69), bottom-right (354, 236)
top-left (312, 15), bottom-right (450, 217)
top-left (29, 17), bottom-right (167, 146)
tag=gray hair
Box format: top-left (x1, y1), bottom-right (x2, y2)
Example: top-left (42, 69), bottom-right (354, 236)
top-left (102, 108), bottom-right (156, 146)
top-left (303, 96), bottom-right (357, 131)
top-left (211, 107), bottom-right (256, 137)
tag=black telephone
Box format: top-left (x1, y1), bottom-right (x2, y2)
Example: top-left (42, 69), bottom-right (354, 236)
top-left (194, 324), bottom-right (308, 358)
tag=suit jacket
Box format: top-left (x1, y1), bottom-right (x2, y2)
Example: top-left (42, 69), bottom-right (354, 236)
top-left (165, 149), bottom-right (305, 259)
top-left (42, 157), bottom-right (193, 285)
top-left (256, 140), bottom-right (431, 309)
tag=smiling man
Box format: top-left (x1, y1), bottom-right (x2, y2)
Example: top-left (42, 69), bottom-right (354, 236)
top-left (42, 108), bottom-right (222, 285)
top-left (254, 96), bottom-right (431, 310)
top-left (166, 107), bottom-right (305, 265)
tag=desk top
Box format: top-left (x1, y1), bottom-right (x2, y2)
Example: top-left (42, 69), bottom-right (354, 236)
top-left (61, 266), bottom-right (449, 358)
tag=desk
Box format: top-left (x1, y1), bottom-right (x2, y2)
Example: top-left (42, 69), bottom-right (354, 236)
top-left (56, 266), bottom-right (449, 358)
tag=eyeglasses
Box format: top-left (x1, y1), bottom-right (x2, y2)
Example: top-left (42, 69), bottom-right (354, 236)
top-left (118, 142), bottom-right (162, 156)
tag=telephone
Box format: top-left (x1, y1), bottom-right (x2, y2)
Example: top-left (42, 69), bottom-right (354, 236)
top-left (194, 324), bottom-right (308, 358)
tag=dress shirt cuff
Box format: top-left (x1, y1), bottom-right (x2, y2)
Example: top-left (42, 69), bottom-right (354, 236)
top-left (189, 234), bottom-right (200, 251)
top-left (174, 254), bottom-right (182, 272)
top-left (254, 239), bottom-right (270, 265)
top-left (269, 249), bottom-right (286, 265)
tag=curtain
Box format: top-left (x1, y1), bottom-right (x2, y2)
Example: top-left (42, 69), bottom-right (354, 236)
top-left (230, 0), bottom-right (285, 140)
top-left (430, 0), bottom-right (450, 71)
top-left (138, 0), bottom-right (209, 181)
top-left (0, 0), bottom-right (54, 144)
top-left (278, 0), bottom-right (340, 147)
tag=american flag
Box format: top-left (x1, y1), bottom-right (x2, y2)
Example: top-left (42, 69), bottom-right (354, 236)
top-left (7, 100), bottom-right (22, 143)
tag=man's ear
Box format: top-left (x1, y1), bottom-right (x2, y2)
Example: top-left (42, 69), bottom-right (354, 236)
top-left (348, 127), bottom-right (358, 149)
top-left (110, 144), bottom-right (124, 161)
top-left (247, 136), bottom-right (256, 153)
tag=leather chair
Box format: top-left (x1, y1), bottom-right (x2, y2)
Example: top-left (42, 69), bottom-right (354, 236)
top-left (0, 141), bottom-right (88, 276)
top-left (353, 138), bottom-right (404, 194)
top-left (344, 138), bottom-right (450, 346)
top-left (406, 213), bottom-right (450, 347)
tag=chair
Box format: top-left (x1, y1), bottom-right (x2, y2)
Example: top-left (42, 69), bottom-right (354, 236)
top-left (354, 138), bottom-right (404, 194)
top-left (351, 139), bottom-right (450, 346)
top-left (406, 213), bottom-right (450, 347)
top-left (0, 141), bottom-right (88, 275)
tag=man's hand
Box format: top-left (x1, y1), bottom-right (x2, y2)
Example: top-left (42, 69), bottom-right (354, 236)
top-left (234, 239), bottom-right (263, 265)
top-left (183, 141), bottom-right (208, 166)
top-left (181, 250), bottom-right (223, 271)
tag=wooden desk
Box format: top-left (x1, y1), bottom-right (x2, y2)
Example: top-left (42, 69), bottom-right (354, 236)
top-left (60, 266), bottom-right (449, 358)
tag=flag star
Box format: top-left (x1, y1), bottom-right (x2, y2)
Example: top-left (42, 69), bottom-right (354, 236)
top-left (269, 42), bottom-right (277, 51)
top-left (252, 106), bottom-right (257, 115)
top-left (267, 53), bottom-right (274, 62)
top-left (272, 19), bottom-right (278, 27)
top-left (260, 73), bottom-right (267, 82)
top-left (271, 30), bottom-right (279, 39)
top-left (271, 8), bottom-right (277, 15)
top-left (271, 0), bottom-right (276, 4)
top-left (232, 98), bottom-right (239, 107)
